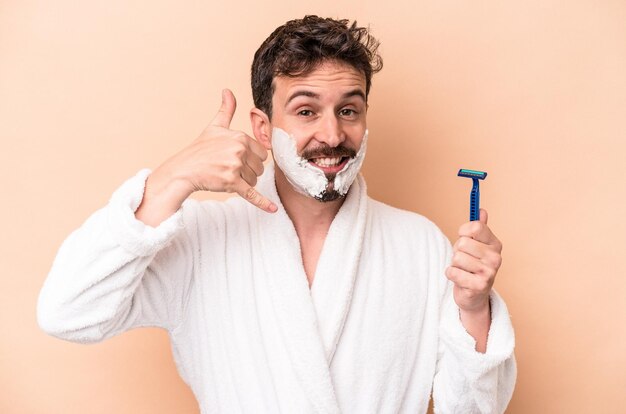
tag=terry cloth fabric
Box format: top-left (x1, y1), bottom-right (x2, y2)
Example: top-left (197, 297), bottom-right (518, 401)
top-left (38, 162), bottom-right (516, 413)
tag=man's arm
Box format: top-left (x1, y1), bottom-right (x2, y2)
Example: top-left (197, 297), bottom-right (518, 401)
top-left (431, 216), bottom-right (516, 413)
top-left (433, 286), bottom-right (517, 413)
top-left (37, 169), bottom-right (192, 342)
top-left (37, 89), bottom-right (275, 342)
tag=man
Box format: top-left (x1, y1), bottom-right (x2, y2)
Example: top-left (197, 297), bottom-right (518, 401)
top-left (38, 16), bottom-right (516, 413)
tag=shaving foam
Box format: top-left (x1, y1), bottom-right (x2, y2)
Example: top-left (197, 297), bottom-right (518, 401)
top-left (271, 127), bottom-right (368, 199)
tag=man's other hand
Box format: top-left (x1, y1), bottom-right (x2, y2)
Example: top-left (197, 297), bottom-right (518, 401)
top-left (445, 208), bottom-right (503, 352)
top-left (135, 89), bottom-right (277, 227)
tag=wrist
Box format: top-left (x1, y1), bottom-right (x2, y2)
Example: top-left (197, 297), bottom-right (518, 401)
top-left (135, 170), bottom-right (192, 226)
top-left (146, 170), bottom-right (193, 204)
top-left (458, 297), bottom-right (491, 353)
top-left (459, 298), bottom-right (491, 318)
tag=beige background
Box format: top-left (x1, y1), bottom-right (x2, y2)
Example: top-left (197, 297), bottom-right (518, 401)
top-left (1, 0), bottom-right (625, 413)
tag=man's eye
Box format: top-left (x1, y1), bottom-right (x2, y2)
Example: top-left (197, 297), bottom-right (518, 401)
top-left (340, 108), bottom-right (357, 117)
top-left (298, 109), bottom-right (314, 116)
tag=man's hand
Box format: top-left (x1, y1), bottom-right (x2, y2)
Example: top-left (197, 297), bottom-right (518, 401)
top-left (445, 208), bottom-right (503, 352)
top-left (135, 89), bottom-right (277, 227)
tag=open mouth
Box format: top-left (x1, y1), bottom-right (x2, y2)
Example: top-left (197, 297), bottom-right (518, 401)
top-left (308, 156), bottom-right (350, 173)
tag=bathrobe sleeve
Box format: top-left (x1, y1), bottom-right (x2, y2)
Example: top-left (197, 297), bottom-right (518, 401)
top-left (432, 234), bottom-right (517, 414)
top-left (37, 169), bottom-right (195, 343)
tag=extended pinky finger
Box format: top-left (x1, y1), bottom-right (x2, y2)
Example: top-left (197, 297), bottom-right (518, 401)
top-left (235, 180), bottom-right (278, 213)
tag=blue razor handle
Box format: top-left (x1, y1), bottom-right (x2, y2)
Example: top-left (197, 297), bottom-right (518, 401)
top-left (457, 169), bottom-right (488, 221)
top-left (469, 179), bottom-right (480, 221)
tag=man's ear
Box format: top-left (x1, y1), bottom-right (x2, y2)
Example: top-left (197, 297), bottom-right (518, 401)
top-left (250, 108), bottom-right (272, 150)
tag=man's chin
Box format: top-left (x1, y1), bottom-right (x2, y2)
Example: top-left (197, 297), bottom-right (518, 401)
top-left (313, 180), bottom-right (345, 202)
top-left (314, 190), bottom-right (345, 203)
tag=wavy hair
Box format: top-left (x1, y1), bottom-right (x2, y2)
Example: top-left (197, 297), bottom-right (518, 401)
top-left (251, 15), bottom-right (383, 119)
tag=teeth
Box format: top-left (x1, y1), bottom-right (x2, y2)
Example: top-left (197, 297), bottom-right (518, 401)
top-left (312, 157), bottom-right (342, 167)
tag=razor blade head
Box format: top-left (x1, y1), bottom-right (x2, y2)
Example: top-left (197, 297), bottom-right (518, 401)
top-left (458, 169), bottom-right (487, 180)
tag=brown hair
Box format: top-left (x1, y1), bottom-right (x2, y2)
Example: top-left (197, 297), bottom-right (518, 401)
top-left (251, 15), bottom-right (383, 119)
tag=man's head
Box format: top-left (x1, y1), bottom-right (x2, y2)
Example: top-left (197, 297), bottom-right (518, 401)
top-left (251, 15), bottom-right (382, 120)
top-left (250, 16), bottom-right (382, 202)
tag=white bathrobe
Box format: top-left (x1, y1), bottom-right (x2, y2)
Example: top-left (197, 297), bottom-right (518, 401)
top-left (38, 163), bottom-right (516, 414)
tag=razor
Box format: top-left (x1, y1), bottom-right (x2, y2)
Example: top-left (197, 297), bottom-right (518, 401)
top-left (457, 169), bottom-right (488, 221)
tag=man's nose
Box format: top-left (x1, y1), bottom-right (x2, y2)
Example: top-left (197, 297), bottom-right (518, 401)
top-left (316, 114), bottom-right (345, 147)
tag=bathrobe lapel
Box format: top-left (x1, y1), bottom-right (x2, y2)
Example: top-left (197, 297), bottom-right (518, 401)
top-left (310, 173), bottom-right (367, 363)
top-left (252, 164), bottom-right (367, 414)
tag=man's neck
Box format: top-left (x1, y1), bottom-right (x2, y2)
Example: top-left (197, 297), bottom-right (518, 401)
top-left (273, 166), bottom-right (347, 287)
top-left (274, 167), bottom-right (344, 239)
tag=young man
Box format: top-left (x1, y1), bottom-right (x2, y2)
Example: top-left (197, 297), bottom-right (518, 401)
top-left (38, 16), bottom-right (516, 413)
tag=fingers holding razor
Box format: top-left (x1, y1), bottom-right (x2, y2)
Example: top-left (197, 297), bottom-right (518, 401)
top-left (457, 209), bottom-right (502, 249)
top-left (446, 208), bottom-right (502, 312)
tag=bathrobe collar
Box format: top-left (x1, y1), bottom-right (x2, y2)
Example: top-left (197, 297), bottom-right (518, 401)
top-left (252, 162), bottom-right (368, 413)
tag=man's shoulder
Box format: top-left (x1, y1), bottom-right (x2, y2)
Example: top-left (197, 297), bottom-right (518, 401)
top-left (367, 197), bottom-right (432, 225)
top-left (179, 195), bottom-right (250, 230)
top-left (366, 197), bottom-right (446, 239)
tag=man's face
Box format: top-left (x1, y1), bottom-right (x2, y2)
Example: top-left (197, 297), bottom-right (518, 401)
top-left (269, 60), bottom-right (368, 201)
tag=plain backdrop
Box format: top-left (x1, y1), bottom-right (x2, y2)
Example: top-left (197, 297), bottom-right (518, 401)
top-left (1, 1), bottom-right (625, 413)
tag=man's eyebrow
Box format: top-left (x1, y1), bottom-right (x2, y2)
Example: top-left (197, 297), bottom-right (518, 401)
top-left (285, 89), bottom-right (366, 106)
top-left (286, 90), bottom-right (320, 105)
top-left (342, 89), bottom-right (366, 101)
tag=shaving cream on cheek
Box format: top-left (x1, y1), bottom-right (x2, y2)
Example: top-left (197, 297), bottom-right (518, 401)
top-left (271, 127), bottom-right (328, 198)
top-left (271, 127), bottom-right (368, 199)
top-left (333, 130), bottom-right (367, 195)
